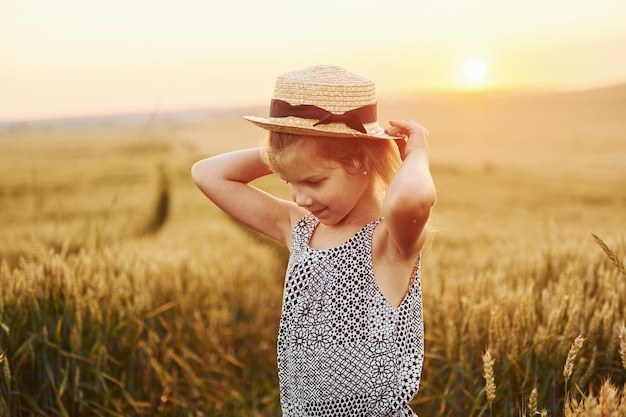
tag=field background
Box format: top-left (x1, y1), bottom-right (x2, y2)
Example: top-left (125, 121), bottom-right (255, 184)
top-left (1, 85), bottom-right (625, 416)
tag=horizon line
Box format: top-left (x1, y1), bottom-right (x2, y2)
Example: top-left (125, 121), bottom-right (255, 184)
top-left (2, 81), bottom-right (625, 127)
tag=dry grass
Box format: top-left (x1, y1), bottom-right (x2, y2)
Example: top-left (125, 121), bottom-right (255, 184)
top-left (1, 86), bottom-right (625, 416)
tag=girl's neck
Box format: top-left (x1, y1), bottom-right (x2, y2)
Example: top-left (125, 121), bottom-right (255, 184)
top-left (338, 203), bottom-right (380, 227)
top-left (315, 203), bottom-right (380, 249)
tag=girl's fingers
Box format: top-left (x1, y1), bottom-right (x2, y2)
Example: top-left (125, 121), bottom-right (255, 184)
top-left (384, 125), bottom-right (401, 135)
top-left (385, 125), bottom-right (409, 139)
top-left (389, 119), bottom-right (429, 140)
top-left (389, 119), bottom-right (413, 128)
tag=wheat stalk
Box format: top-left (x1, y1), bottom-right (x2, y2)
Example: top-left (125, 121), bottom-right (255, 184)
top-left (527, 387), bottom-right (538, 417)
top-left (0, 349), bottom-right (10, 388)
top-left (591, 233), bottom-right (626, 276)
top-left (619, 324), bottom-right (626, 370)
top-left (563, 334), bottom-right (586, 417)
top-left (564, 334), bottom-right (585, 384)
top-left (482, 349), bottom-right (496, 409)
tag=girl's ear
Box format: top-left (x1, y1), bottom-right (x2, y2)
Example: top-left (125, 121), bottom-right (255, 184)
top-left (358, 158), bottom-right (371, 174)
top-left (346, 158), bottom-right (370, 177)
top-left (346, 158), bottom-right (363, 175)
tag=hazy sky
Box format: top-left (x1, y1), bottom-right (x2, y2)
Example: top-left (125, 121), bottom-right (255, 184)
top-left (1, 0), bottom-right (625, 121)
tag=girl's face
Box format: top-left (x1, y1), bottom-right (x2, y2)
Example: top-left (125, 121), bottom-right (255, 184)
top-left (278, 141), bottom-right (372, 226)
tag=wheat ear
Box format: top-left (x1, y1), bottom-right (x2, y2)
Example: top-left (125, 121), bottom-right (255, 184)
top-left (591, 233), bottom-right (626, 276)
top-left (564, 333), bottom-right (585, 385)
top-left (528, 387), bottom-right (538, 416)
top-left (482, 349), bottom-right (496, 407)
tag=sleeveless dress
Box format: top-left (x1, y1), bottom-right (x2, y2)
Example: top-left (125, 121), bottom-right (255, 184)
top-left (277, 214), bottom-right (424, 417)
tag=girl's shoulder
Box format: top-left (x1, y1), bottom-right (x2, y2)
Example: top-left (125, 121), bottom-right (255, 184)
top-left (284, 206), bottom-right (313, 240)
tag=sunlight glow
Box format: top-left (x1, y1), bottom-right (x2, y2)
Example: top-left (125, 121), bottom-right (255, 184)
top-left (463, 59), bottom-right (487, 83)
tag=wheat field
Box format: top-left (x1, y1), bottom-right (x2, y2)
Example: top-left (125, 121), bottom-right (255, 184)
top-left (1, 85), bottom-right (625, 416)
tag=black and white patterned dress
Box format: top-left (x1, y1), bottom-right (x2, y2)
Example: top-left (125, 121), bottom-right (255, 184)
top-left (277, 214), bottom-right (424, 417)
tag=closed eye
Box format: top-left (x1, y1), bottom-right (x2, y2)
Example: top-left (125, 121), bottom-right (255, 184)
top-left (305, 177), bottom-right (326, 186)
top-left (281, 177), bottom-right (325, 186)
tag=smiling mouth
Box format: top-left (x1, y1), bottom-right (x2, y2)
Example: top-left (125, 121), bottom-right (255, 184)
top-left (311, 208), bottom-right (326, 217)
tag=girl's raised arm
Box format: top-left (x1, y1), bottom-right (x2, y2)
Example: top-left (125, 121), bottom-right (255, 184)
top-left (191, 148), bottom-right (296, 245)
top-left (382, 120), bottom-right (436, 259)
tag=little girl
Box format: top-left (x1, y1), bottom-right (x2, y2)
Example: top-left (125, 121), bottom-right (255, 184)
top-left (192, 65), bottom-right (435, 416)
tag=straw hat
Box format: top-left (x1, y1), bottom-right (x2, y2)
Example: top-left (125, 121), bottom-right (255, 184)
top-left (243, 65), bottom-right (398, 140)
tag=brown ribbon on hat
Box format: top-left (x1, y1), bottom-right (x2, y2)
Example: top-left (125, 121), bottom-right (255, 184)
top-left (269, 99), bottom-right (377, 134)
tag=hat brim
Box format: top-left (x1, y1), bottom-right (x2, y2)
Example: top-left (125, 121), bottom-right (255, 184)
top-left (243, 115), bottom-right (401, 140)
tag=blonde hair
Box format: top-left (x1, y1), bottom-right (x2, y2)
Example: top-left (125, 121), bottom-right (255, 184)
top-left (261, 132), bottom-right (401, 195)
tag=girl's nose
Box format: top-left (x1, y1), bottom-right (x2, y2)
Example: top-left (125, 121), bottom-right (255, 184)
top-left (291, 186), bottom-right (313, 207)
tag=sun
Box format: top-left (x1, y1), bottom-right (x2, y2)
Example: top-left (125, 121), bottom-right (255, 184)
top-left (463, 59), bottom-right (487, 83)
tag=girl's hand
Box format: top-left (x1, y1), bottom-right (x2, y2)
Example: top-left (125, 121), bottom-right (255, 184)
top-left (384, 119), bottom-right (429, 160)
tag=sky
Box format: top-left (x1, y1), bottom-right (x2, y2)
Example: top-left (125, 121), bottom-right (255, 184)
top-left (1, 0), bottom-right (625, 122)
